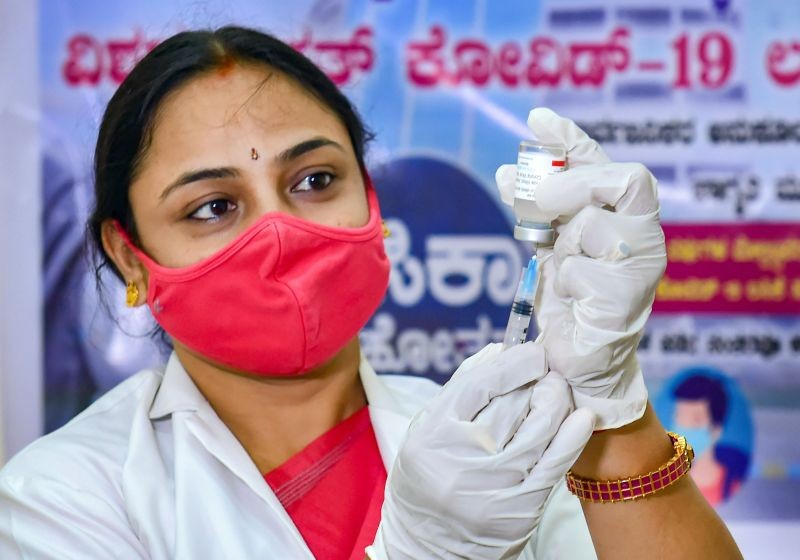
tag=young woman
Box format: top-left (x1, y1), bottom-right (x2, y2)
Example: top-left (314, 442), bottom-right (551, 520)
top-left (0, 26), bottom-right (741, 559)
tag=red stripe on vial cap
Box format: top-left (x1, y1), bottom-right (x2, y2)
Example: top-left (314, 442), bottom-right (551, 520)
top-left (551, 160), bottom-right (566, 167)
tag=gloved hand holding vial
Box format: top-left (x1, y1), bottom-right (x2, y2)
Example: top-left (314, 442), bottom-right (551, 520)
top-left (496, 107), bottom-right (667, 430)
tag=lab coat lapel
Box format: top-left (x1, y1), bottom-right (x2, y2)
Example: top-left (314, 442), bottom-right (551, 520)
top-left (359, 355), bottom-right (414, 469)
top-left (151, 355), bottom-right (281, 508)
top-left (150, 354), bottom-right (313, 558)
top-left (172, 412), bottom-right (312, 558)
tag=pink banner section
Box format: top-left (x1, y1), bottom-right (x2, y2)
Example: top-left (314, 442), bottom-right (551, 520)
top-left (654, 223), bottom-right (800, 314)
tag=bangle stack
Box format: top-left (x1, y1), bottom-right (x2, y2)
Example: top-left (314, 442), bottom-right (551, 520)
top-left (565, 432), bottom-right (695, 503)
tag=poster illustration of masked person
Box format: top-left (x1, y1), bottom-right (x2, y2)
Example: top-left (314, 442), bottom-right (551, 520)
top-left (656, 367), bottom-right (754, 506)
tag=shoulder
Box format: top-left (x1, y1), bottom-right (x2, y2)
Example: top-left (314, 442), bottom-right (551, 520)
top-left (0, 369), bottom-right (164, 556)
top-left (0, 368), bottom-right (163, 492)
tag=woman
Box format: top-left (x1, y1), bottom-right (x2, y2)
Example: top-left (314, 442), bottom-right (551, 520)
top-left (0, 26), bottom-right (741, 559)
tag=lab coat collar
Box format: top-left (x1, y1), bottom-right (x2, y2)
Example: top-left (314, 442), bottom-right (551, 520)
top-left (149, 353), bottom-right (206, 419)
top-left (149, 352), bottom-right (416, 466)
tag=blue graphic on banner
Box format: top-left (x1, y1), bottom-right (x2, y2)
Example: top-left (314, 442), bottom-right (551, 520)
top-left (362, 156), bottom-right (525, 378)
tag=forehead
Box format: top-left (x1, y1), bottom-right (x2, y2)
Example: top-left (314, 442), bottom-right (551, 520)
top-left (144, 63), bottom-right (350, 158)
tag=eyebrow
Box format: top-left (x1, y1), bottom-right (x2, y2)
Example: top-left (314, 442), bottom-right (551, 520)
top-left (158, 136), bottom-right (344, 202)
top-left (275, 136), bottom-right (344, 162)
top-left (159, 167), bottom-right (239, 201)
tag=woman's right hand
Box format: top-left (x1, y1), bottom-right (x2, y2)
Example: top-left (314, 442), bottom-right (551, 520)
top-left (367, 342), bottom-right (595, 560)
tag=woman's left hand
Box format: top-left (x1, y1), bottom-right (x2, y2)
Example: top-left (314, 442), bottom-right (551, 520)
top-left (367, 342), bottom-right (595, 560)
top-left (495, 108), bottom-right (667, 430)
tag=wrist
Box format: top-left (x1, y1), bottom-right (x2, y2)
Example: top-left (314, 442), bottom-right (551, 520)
top-left (570, 403), bottom-right (674, 480)
top-left (570, 353), bottom-right (648, 430)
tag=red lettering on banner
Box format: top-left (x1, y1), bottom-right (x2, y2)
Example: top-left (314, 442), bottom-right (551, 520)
top-left (291, 26), bottom-right (375, 86)
top-left (405, 25), bottom-right (632, 89)
top-left (63, 31), bottom-right (160, 87)
top-left (569, 27), bottom-right (630, 86)
top-left (407, 25), bottom-right (449, 87)
top-left (454, 39), bottom-right (492, 85)
top-left (107, 32), bottom-right (159, 84)
top-left (766, 39), bottom-right (800, 87)
top-left (63, 34), bottom-right (104, 86)
top-left (63, 27), bottom-right (375, 88)
top-left (527, 37), bottom-right (563, 86)
top-left (496, 42), bottom-right (523, 86)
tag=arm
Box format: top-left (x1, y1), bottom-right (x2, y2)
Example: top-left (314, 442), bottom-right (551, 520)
top-left (0, 477), bottom-right (148, 559)
top-left (572, 404), bottom-right (741, 559)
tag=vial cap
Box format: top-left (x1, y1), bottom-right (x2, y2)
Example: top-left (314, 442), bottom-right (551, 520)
top-left (514, 224), bottom-right (555, 244)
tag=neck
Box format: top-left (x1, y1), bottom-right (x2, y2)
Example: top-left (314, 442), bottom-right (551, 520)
top-left (175, 338), bottom-right (367, 473)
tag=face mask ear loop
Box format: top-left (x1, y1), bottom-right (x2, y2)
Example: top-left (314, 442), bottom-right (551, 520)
top-left (111, 219), bottom-right (160, 271)
top-left (360, 166), bottom-right (384, 227)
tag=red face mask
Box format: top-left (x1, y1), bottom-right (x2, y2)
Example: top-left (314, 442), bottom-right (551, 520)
top-left (116, 179), bottom-right (390, 376)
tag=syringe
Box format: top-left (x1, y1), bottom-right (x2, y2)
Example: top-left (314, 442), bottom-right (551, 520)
top-left (502, 254), bottom-right (539, 349)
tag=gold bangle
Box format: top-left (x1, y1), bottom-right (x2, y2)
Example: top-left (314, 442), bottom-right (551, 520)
top-left (565, 432), bottom-right (695, 503)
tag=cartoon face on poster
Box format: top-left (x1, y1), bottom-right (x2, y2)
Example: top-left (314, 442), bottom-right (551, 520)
top-left (655, 367), bottom-right (754, 506)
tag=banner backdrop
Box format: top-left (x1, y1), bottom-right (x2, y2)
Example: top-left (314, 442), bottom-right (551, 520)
top-left (39, 0), bottom-right (800, 550)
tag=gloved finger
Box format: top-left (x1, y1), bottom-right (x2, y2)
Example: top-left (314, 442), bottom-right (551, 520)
top-left (553, 207), bottom-right (664, 266)
top-left (526, 108), bottom-right (610, 168)
top-left (553, 213), bottom-right (666, 299)
top-left (552, 206), bottom-right (632, 269)
top-left (536, 162), bottom-right (659, 222)
top-left (495, 164), bottom-right (517, 207)
top-left (472, 385), bottom-right (534, 452)
top-left (502, 372), bottom-right (572, 466)
top-left (441, 342), bottom-right (547, 421)
top-left (522, 406), bottom-right (595, 493)
top-left (449, 343), bottom-right (504, 383)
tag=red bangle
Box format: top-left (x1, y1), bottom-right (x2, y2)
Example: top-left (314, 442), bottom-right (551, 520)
top-left (565, 432), bottom-right (694, 503)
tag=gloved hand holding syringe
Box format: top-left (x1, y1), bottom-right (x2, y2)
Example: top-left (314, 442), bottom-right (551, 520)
top-left (502, 142), bottom-right (567, 349)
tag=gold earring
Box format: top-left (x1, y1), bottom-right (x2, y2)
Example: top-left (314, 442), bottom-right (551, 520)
top-left (251, 147), bottom-right (259, 160)
top-left (382, 220), bottom-right (391, 239)
top-left (125, 281), bottom-right (139, 307)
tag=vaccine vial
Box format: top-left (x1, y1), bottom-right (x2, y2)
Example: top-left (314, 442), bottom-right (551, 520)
top-left (513, 142), bottom-right (567, 245)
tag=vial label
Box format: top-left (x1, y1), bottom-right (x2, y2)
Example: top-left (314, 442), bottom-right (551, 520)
top-left (515, 151), bottom-right (566, 202)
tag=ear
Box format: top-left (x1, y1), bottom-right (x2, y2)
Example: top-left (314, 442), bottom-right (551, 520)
top-left (711, 425), bottom-right (723, 442)
top-left (100, 219), bottom-right (150, 307)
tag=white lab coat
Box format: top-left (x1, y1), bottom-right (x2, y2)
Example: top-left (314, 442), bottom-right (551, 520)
top-left (0, 353), bottom-right (596, 559)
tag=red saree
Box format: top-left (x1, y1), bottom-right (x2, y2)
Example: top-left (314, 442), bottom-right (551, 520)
top-left (264, 407), bottom-right (386, 560)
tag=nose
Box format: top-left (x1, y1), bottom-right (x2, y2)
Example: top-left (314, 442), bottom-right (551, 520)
top-left (244, 177), bottom-right (296, 222)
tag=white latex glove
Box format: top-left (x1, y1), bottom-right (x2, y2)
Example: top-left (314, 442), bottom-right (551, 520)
top-left (495, 108), bottom-right (667, 430)
top-left (367, 343), bottom-right (595, 560)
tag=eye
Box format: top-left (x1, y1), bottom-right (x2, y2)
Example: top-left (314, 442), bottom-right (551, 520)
top-left (291, 171), bottom-right (335, 193)
top-left (188, 199), bottom-right (237, 221)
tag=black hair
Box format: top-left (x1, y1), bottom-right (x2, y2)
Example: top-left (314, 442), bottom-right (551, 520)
top-left (88, 25), bottom-right (373, 282)
top-left (673, 371), bottom-right (729, 427)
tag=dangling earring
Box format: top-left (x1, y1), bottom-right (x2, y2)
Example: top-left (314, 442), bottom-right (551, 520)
top-left (381, 220), bottom-right (391, 239)
top-left (126, 281), bottom-right (139, 307)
